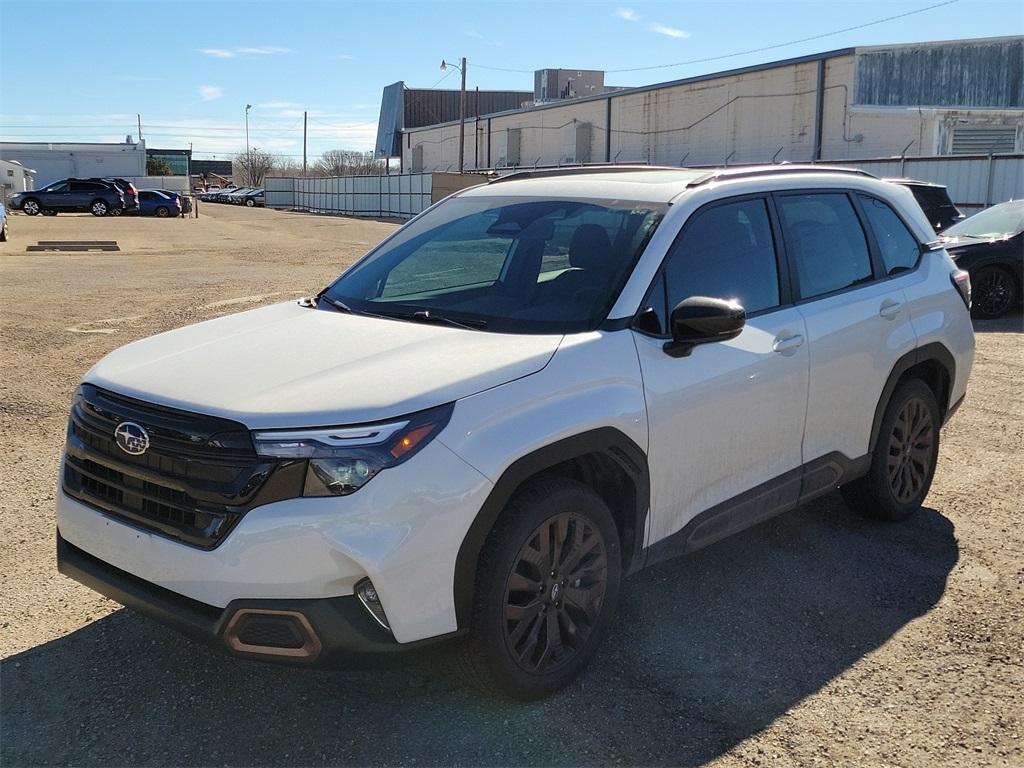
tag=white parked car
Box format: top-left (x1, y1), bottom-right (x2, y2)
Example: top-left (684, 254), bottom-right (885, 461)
top-left (56, 165), bottom-right (974, 698)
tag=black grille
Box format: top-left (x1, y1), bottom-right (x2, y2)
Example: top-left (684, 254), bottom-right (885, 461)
top-left (63, 384), bottom-right (304, 549)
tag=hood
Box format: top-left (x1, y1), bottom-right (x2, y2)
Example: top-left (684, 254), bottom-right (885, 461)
top-left (86, 301), bottom-right (562, 429)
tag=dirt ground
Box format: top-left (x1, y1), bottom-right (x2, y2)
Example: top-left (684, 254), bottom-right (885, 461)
top-left (1, 203), bottom-right (1021, 767)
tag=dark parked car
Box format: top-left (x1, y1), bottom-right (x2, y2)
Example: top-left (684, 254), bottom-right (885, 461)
top-left (137, 190), bottom-right (181, 218)
top-left (158, 190), bottom-right (192, 214)
top-left (942, 200), bottom-right (1024, 319)
top-left (240, 188), bottom-right (264, 207)
top-left (86, 177), bottom-right (139, 213)
top-left (8, 179), bottom-right (125, 216)
top-left (888, 179), bottom-right (965, 233)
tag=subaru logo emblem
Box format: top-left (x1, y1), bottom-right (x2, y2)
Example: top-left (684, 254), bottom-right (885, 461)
top-left (114, 421), bottom-right (150, 456)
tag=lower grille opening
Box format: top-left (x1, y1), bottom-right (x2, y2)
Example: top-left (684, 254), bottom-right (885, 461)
top-left (223, 609), bottom-right (322, 659)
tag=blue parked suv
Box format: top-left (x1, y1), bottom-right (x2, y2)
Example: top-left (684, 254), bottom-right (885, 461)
top-left (9, 178), bottom-right (125, 216)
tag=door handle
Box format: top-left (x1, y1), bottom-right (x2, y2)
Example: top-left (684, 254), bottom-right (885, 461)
top-left (879, 298), bottom-right (903, 319)
top-left (772, 334), bottom-right (805, 354)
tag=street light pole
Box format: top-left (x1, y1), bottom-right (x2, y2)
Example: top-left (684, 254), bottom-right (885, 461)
top-left (245, 104), bottom-right (252, 185)
top-left (441, 58), bottom-right (468, 173)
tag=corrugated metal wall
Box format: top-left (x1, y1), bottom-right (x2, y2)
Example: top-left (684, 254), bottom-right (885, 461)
top-left (855, 38), bottom-right (1024, 108)
top-left (812, 154), bottom-right (1022, 213)
top-left (265, 174), bottom-right (434, 218)
top-left (403, 88), bottom-right (532, 129)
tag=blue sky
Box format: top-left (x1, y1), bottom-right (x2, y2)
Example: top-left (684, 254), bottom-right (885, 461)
top-left (1, 0), bottom-right (1020, 163)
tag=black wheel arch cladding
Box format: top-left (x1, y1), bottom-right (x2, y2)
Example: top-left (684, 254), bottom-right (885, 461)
top-left (452, 427), bottom-right (649, 630)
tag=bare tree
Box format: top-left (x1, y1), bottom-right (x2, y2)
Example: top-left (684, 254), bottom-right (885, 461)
top-left (233, 148), bottom-right (277, 186)
top-left (315, 149), bottom-right (385, 177)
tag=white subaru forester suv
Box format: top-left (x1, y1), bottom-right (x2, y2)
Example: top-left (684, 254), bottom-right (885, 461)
top-left (57, 165), bottom-right (974, 698)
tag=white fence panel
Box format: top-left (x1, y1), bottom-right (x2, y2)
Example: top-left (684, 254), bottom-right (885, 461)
top-left (264, 173), bottom-right (434, 218)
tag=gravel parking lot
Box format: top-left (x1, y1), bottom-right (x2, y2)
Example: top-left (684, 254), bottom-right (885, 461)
top-left (1, 204), bottom-right (1021, 767)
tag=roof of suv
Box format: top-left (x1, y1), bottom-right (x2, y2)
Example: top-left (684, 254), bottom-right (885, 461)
top-left (466, 164), bottom-right (878, 203)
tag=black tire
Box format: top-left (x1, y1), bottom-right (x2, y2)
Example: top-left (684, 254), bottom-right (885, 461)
top-left (41, 209), bottom-right (57, 216)
top-left (458, 477), bottom-right (621, 699)
top-left (110, 206), bottom-right (123, 217)
top-left (971, 265), bottom-right (1017, 319)
top-left (245, 198), bottom-right (255, 207)
top-left (155, 206), bottom-right (170, 218)
top-left (841, 378), bottom-right (940, 522)
top-left (90, 199), bottom-right (109, 217)
top-left (21, 198), bottom-right (42, 216)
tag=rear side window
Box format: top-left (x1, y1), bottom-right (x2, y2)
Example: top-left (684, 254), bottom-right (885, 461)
top-left (663, 198), bottom-right (781, 314)
top-left (858, 195), bottom-right (921, 275)
top-left (777, 193), bottom-right (872, 299)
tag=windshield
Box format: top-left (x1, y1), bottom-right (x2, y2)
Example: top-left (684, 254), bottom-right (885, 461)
top-left (321, 195), bottom-right (667, 334)
top-left (944, 202), bottom-right (1024, 239)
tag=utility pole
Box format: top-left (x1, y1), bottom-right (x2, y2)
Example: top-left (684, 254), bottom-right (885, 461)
top-left (137, 114), bottom-right (143, 142)
top-left (459, 57), bottom-right (467, 173)
top-left (303, 111), bottom-right (308, 178)
top-left (245, 104), bottom-right (252, 184)
top-left (440, 58), bottom-right (467, 173)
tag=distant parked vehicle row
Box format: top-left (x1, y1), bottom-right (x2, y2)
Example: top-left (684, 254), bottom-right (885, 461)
top-left (198, 186), bottom-right (264, 206)
top-left (8, 178), bottom-right (131, 217)
top-left (7, 178), bottom-right (194, 219)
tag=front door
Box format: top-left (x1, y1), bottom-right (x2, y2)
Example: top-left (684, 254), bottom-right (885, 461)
top-left (634, 195), bottom-right (809, 552)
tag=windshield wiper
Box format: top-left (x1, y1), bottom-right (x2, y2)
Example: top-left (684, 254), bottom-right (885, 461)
top-left (408, 310), bottom-right (488, 330)
top-left (320, 296), bottom-right (487, 330)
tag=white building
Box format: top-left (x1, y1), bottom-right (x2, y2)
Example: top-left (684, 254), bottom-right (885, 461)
top-left (0, 139), bottom-right (147, 187)
top-left (0, 159), bottom-right (35, 197)
top-left (395, 36), bottom-right (1024, 172)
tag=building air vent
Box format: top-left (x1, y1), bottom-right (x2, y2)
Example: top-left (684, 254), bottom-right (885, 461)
top-left (951, 126), bottom-right (1017, 155)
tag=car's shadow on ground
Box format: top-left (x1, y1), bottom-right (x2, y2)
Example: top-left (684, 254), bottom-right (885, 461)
top-left (2, 495), bottom-right (957, 767)
top-left (972, 308), bottom-right (1022, 333)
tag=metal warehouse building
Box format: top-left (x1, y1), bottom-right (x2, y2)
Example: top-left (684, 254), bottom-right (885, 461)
top-left (0, 140), bottom-right (147, 187)
top-left (390, 36), bottom-right (1023, 173)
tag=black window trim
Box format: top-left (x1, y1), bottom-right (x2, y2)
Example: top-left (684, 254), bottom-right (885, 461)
top-left (771, 187), bottom-right (927, 306)
top-left (630, 192), bottom-right (794, 339)
top-left (850, 190), bottom-right (928, 278)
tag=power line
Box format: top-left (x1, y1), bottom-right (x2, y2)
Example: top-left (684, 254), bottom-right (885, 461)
top-left (469, 0), bottom-right (959, 76)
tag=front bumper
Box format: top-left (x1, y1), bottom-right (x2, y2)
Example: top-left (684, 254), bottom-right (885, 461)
top-left (57, 533), bottom-right (449, 665)
top-left (55, 436), bottom-right (494, 643)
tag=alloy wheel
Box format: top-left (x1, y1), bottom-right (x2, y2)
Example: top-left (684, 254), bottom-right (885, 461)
top-left (23, 200), bottom-right (40, 215)
top-left (887, 397), bottom-right (935, 504)
top-left (975, 269), bottom-right (1014, 318)
top-left (503, 512), bottom-right (608, 674)
top-left (92, 201), bottom-right (108, 216)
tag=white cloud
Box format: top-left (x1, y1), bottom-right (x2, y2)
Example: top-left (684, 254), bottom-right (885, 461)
top-left (332, 53), bottom-right (355, 60)
top-left (198, 85), bottom-right (224, 101)
top-left (466, 29), bottom-right (484, 39)
top-left (649, 22), bottom-right (690, 38)
top-left (615, 7), bottom-right (639, 21)
top-left (199, 46), bottom-right (290, 58)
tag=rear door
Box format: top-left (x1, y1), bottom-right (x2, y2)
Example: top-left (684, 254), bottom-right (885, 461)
top-left (776, 190), bottom-right (918, 472)
top-left (634, 195), bottom-right (809, 551)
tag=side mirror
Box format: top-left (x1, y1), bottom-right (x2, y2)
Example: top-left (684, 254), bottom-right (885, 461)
top-left (664, 296), bottom-right (745, 357)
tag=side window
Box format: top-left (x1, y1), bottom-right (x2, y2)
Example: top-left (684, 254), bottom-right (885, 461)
top-left (663, 198), bottom-right (780, 314)
top-left (776, 193), bottom-right (873, 299)
top-left (46, 182), bottom-right (69, 193)
top-left (857, 194), bottom-right (921, 275)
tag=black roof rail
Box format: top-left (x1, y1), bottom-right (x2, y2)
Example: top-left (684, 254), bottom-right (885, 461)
top-left (487, 164), bottom-right (690, 184)
top-left (686, 164), bottom-right (877, 188)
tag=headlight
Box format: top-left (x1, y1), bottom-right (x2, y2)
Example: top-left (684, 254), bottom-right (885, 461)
top-left (251, 403), bottom-right (453, 496)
